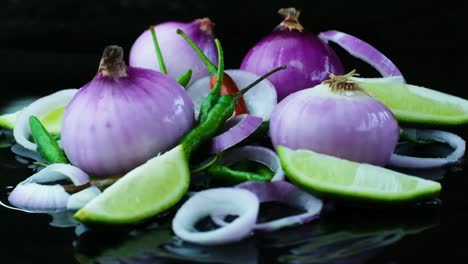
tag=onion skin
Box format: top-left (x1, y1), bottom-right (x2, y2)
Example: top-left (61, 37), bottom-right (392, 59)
top-left (62, 60), bottom-right (194, 176)
top-left (130, 18), bottom-right (218, 84)
top-left (240, 9), bottom-right (344, 101)
top-left (270, 84), bottom-right (399, 166)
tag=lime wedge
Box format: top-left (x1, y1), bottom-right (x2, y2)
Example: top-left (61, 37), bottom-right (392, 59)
top-left (277, 146), bottom-right (441, 203)
top-left (0, 106), bottom-right (65, 135)
top-left (354, 76), bottom-right (468, 125)
top-left (0, 112), bottom-right (18, 130)
top-left (74, 145), bottom-right (190, 225)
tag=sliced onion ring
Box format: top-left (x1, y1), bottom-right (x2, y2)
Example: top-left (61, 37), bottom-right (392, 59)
top-left (219, 145), bottom-right (284, 181)
top-left (11, 144), bottom-right (46, 163)
top-left (318, 30), bottom-right (403, 78)
top-left (8, 164), bottom-right (90, 212)
top-left (172, 188), bottom-right (259, 245)
top-left (14, 89), bottom-right (77, 151)
top-left (212, 181), bottom-right (323, 232)
top-left (67, 186), bottom-right (102, 211)
top-left (207, 115), bottom-right (262, 154)
top-left (187, 69), bottom-right (278, 121)
top-left (389, 128), bottom-right (465, 169)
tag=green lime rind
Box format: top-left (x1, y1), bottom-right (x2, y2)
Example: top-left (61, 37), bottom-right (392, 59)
top-left (355, 77), bottom-right (468, 126)
top-left (74, 145), bottom-right (190, 225)
top-left (0, 111), bottom-right (18, 130)
top-left (277, 146), bottom-right (441, 204)
top-left (0, 106), bottom-right (65, 135)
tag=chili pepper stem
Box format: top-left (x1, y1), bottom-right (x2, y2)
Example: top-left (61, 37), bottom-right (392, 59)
top-left (150, 26), bottom-right (168, 74)
top-left (234, 65), bottom-right (287, 99)
top-left (197, 38), bottom-right (225, 123)
top-left (177, 69), bottom-right (193, 87)
top-left (177, 29), bottom-right (218, 75)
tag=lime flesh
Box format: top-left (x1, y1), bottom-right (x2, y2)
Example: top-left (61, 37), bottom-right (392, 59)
top-left (74, 145), bottom-right (190, 225)
top-left (0, 106), bottom-right (65, 135)
top-left (277, 146), bottom-right (441, 203)
top-left (354, 77), bottom-right (468, 125)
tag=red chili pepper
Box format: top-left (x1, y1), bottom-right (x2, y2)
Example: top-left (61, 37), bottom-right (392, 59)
top-left (210, 73), bottom-right (249, 115)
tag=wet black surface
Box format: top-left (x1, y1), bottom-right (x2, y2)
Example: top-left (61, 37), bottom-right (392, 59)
top-left (1, 0), bottom-right (467, 263)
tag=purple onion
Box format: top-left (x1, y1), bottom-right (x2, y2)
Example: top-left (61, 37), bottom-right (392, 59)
top-left (240, 8), bottom-right (344, 100)
top-left (270, 71), bottom-right (399, 166)
top-left (130, 18), bottom-right (218, 84)
top-left (62, 46), bottom-right (194, 177)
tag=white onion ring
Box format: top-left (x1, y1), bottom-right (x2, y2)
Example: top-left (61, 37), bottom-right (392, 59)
top-left (186, 69), bottom-right (277, 121)
top-left (10, 144), bottom-right (46, 163)
top-left (67, 186), bottom-right (102, 211)
top-left (212, 181), bottom-right (323, 232)
top-left (389, 128), bottom-right (465, 169)
top-left (8, 164), bottom-right (90, 212)
top-left (318, 30), bottom-right (403, 78)
top-left (13, 89), bottom-right (77, 151)
top-left (207, 115), bottom-right (262, 154)
top-left (172, 188), bottom-right (259, 245)
top-left (219, 145), bottom-right (285, 181)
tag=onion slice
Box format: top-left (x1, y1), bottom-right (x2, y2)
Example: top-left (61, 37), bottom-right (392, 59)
top-left (172, 188), bottom-right (259, 245)
top-left (11, 144), bottom-right (46, 163)
top-left (212, 181), bottom-right (323, 232)
top-left (207, 115), bottom-right (262, 154)
top-left (318, 30), bottom-right (403, 78)
top-left (389, 128), bottom-right (465, 169)
top-left (67, 186), bottom-right (102, 211)
top-left (218, 145), bottom-right (285, 181)
top-left (186, 69), bottom-right (277, 121)
top-left (14, 89), bottom-right (77, 151)
top-left (8, 164), bottom-right (90, 212)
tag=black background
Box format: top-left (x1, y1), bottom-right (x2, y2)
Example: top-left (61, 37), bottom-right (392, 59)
top-left (0, 0), bottom-right (467, 263)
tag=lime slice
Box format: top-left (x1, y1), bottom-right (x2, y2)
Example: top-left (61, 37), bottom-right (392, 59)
top-left (0, 106), bottom-right (65, 135)
top-left (74, 145), bottom-right (190, 225)
top-left (354, 76), bottom-right (468, 125)
top-left (277, 146), bottom-right (441, 203)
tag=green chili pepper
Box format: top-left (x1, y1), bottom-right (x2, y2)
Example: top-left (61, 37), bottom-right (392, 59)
top-left (177, 69), bottom-right (193, 87)
top-left (150, 26), bottom-right (167, 74)
top-left (181, 95), bottom-right (235, 157)
top-left (197, 38), bottom-right (224, 123)
top-left (181, 66), bottom-right (286, 158)
top-left (29, 116), bottom-right (68, 164)
top-left (230, 160), bottom-right (274, 179)
top-left (190, 153), bottom-right (222, 173)
top-left (198, 85), bottom-right (221, 124)
top-left (208, 164), bottom-right (271, 185)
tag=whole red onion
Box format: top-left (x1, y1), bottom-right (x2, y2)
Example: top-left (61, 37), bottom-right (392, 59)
top-left (130, 18), bottom-right (218, 84)
top-left (241, 8), bottom-right (344, 100)
top-left (62, 46), bottom-right (194, 177)
top-left (270, 71), bottom-right (399, 166)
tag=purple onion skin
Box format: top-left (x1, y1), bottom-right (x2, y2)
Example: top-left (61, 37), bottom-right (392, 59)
top-left (62, 67), bottom-right (194, 177)
top-left (241, 30), bottom-right (344, 101)
top-left (270, 89), bottom-right (399, 166)
top-left (130, 19), bottom-right (218, 84)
